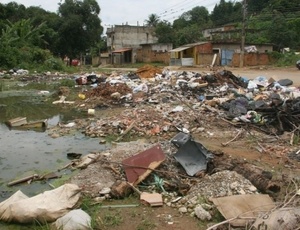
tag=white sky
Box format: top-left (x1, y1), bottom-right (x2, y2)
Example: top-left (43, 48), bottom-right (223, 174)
top-left (1, 0), bottom-right (221, 32)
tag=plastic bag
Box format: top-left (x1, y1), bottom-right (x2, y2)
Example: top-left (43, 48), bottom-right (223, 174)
top-left (54, 209), bottom-right (91, 230)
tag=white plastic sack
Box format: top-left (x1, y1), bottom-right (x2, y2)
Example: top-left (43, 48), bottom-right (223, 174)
top-left (133, 83), bottom-right (148, 93)
top-left (54, 209), bottom-right (91, 230)
top-left (253, 208), bottom-right (300, 230)
top-left (0, 184), bottom-right (81, 223)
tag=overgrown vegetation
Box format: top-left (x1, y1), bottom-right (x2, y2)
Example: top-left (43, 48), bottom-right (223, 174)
top-left (269, 51), bottom-right (300, 67)
top-left (0, 0), bottom-right (106, 71)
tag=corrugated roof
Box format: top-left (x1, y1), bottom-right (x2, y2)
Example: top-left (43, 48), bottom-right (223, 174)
top-left (169, 46), bottom-right (191, 52)
top-left (169, 42), bottom-right (209, 52)
top-left (112, 48), bottom-right (132, 53)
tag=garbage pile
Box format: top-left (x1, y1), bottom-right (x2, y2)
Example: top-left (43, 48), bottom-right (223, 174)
top-left (68, 66), bottom-right (300, 140)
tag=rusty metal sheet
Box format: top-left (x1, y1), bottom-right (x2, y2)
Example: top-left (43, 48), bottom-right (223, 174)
top-left (122, 145), bottom-right (165, 185)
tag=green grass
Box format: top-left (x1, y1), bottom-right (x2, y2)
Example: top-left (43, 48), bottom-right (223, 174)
top-left (269, 51), bottom-right (300, 67)
top-left (136, 217), bottom-right (156, 230)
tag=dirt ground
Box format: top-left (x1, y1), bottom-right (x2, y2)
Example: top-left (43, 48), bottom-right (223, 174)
top-left (64, 65), bottom-right (300, 230)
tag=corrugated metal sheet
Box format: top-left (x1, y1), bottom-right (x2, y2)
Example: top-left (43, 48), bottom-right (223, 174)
top-left (169, 42), bottom-right (209, 52)
top-left (169, 46), bottom-right (191, 52)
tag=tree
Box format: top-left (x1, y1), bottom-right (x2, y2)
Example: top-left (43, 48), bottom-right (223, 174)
top-left (247, 0), bottom-right (271, 14)
top-left (0, 18), bottom-right (50, 68)
top-left (155, 20), bottom-right (174, 44)
top-left (1, 19), bottom-right (45, 48)
top-left (210, 0), bottom-right (242, 26)
top-left (174, 24), bottom-right (205, 47)
top-left (145, 14), bottom-right (160, 27)
top-left (57, 0), bottom-right (103, 59)
top-left (173, 6), bottom-right (211, 30)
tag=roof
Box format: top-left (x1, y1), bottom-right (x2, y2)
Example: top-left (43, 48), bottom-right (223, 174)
top-left (169, 42), bottom-right (209, 52)
top-left (170, 46), bottom-right (191, 52)
top-left (112, 48), bottom-right (132, 53)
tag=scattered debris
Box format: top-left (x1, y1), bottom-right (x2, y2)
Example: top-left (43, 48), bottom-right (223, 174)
top-left (52, 96), bottom-right (75, 104)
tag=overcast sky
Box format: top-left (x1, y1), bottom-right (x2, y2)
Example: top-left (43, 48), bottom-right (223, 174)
top-left (2, 0), bottom-right (221, 32)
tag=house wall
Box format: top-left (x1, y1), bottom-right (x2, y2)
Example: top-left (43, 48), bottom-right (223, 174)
top-left (136, 48), bottom-right (170, 64)
top-left (92, 56), bottom-right (109, 66)
top-left (136, 43), bottom-right (172, 64)
top-left (149, 43), bottom-right (173, 52)
top-left (231, 53), bottom-right (270, 67)
top-left (195, 43), bottom-right (213, 54)
top-left (195, 43), bottom-right (214, 65)
top-left (106, 25), bottom-right (158, 50)
top-left (106, 25), bottom-right (159, 63)
top-left (212, 43), bottom-right (273, 53)
top-left (197, 54), bottom-right (220, 66)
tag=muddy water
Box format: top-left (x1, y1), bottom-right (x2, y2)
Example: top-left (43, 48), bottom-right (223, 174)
top-left (0, 94), bottom-right (107, 201)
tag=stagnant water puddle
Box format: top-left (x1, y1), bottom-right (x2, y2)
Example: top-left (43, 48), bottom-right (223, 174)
top-left (0, 94), bottom-right (107, 202)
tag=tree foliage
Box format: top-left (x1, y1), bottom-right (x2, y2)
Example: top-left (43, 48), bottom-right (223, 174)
top-left (145, 14), bottom-right (160, 27)
top-left (210, 0), bottom-right (242, 26)
top-left (57, 0), bottom-right (103, 59)
top-left (155, 20), bottom-right (174, 44)
top-left (0, 0), bottom-right (103, 69)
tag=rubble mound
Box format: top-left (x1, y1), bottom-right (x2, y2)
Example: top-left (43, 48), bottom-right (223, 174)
top-left (136, 64), bottom-right (163, 78)
top-left (186, 170), bottom-right (257, 199)
top-left (84, 82), bottom-right (132, 98)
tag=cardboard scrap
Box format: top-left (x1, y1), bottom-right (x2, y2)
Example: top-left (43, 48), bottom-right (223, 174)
top-left (140, 192), bottom-right (163, 207)
top-left (211, 194), bottom-right (275, 227)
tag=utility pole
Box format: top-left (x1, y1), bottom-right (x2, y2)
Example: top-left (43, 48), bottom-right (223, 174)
top-left (240, 0), bottom-right (247, 68)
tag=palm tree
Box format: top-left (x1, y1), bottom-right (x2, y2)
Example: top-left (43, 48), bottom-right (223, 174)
top-left (144, 14), bottom-right (160, 27)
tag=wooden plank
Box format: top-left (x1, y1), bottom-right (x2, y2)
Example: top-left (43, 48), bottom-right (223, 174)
top-left (7, 117), bottom-right (27, 127)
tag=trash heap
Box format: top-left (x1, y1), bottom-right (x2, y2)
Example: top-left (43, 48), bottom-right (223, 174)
top-left (68, 66), bottom-right (300, 140)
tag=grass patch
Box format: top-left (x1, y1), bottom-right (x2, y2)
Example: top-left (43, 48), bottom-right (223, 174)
top-left (51, 172), bottom-right (76, 188)
top-left (136, 217), bottom-right (156, 230)
top-left (80, 195), bottom-right (103, 229)
top-left (98, 210), bottom-right (124, 227)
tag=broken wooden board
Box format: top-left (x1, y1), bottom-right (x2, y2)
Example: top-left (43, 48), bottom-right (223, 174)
top-left (122, 144), bottom-right (165, 186)
top-left (6, 117), bottom-right (48, 132)
top-left (211, 194), bottom-right (275, 227)
top-left (7, 117), bottom-right (27, 127)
